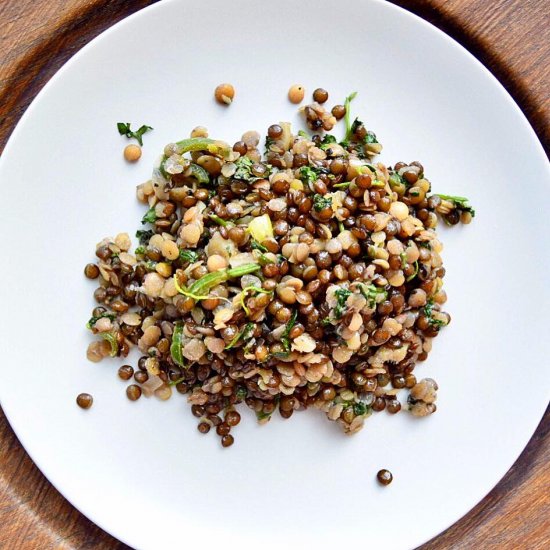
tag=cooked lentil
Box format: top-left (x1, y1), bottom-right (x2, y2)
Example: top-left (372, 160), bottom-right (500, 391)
top-left (288, 84), bottom-right (305, 104)
top-left (124, 144), bottom-right (142, 162)
top-left (214, 83), bottom-right (235, 105)
top-left (76, 393), bottom-right (93, 409)
top-left (118, 364), bottom-right (134, 380)
top-left (84, 90), bottom-right (474, 445)
top-left (377, 469), bottom-right (393, 486)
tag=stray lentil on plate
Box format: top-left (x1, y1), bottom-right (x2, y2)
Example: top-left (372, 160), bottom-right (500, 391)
top-left (124, 144), bottom-right (142, 162)
top-left (76, 393), bottom-right (93, 409)
top-left (214, 83), bottom-right (235, 105)
top-left (377, 469), bottom-right (393, 485)
top-left (84, 90), bottom-right (474, 446)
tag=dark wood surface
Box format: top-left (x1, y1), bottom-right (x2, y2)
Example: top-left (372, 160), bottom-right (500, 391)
top-left (0, 1), bottom-right (548, 548)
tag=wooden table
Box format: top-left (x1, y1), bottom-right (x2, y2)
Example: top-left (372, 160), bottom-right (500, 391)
top-left (0, 1), bottom-right (548, 548)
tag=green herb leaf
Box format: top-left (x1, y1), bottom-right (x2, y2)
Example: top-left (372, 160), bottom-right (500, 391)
top-left (280, 310), bottom-right (298, 352)
top-left (256, 397), bottom-right (280, 422)
top-left (358, 283), bottom-right (388, 309)
top-left (297, 130), bottom-right (311, 139)
top-left (170, 323), bottom-right (186, 367)
top-left (116, 122), bottom-right (153, 146)
top-left (264, 136), bottom-right (275, 155)
top-left (313, 193), bottom-right (332, 212)
top-left (179, 249), bottom-right (199, 263)
top-left (236, 386), bottom-right (248, 400)
top-left (299, 166), bottom-right (320, 187)
top-left (423, 299), bottom-right (447, 328)
top-left (388, 171), bottom-right (407, 191)
top-left (436, 194), bottom-right (476, 217)
top-left (364, 131), bottom-right (378, 144)
top-left (86, 312), bottom-right (116, 330)
top-left (319, 134), bottom-right (337, 151)
top-left (141, 207), bottom-right (157, 225)
top-left (134, 246), bottom-right (146, 255)
top-left (334, 287), bottom-right (352, 319)
top-left (233, 156), bottom-right (270, 183)
top-left (135, 229), bottom-right (153, 245)
top-left (353, 401), bottom-right (370, 416)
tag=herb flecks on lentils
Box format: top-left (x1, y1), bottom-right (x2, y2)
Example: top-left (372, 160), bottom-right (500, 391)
top-left (86, 92), bottom-right (474, 445)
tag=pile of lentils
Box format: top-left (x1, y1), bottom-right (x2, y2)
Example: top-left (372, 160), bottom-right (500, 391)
top-left (84, 89), bottom-right (474, 447)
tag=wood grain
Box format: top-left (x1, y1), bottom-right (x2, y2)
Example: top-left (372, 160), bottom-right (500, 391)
top-left (0, 1), bottom-right (548, 549)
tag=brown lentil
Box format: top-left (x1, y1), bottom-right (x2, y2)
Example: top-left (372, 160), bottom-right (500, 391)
top-left (76, 393), bottom-right (93, 409)
top-left (84, 263), bottom-right (100, 279)
top-left (377, 469), bottom-right (393, 486)
top-left (118, 365), bottom-right (134, 380)
top-left (312, 88), bottom-right (329, 103)
top-left (126, 385), bottom-right (142, 401)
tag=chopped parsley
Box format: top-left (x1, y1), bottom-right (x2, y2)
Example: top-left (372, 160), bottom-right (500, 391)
top-left (353, 401), bottom-right (370, 416)
top-left (256, 397), bottom-right (279, 422)
top-left (236, 386), bottom-right (247, 400)
top-left (313, 193), bottom-right (332, 212)
top-left (436, 194), bottom-right (476, 217)
top-left (334, 287), bottom-right (352, 319)
top-left (264, 136), bottom-right (275, 155)
top-left (299, 166), bottom-right (320, 186)
top-left (86, 312), bottom-right (116, 330)
top-left (233, 156), bottom-right (271, 183)
top-left (319, 134), bottom-right (337, 151)
top-left (424, 299), bottom-right (447, 328)
top-left (134, 246), bottom-right (146, 255)
top-left (280, 310), bottom-right (298, 352)
top-left (179, 249), bottom-right (199, 263)
top-left (116, 122), bottom-right (153, 146)
top-left (135, 229), bottom-right (153, 245)
top-left (358, 283), bottom-right (388, 309)
top-left (141, 207), bottom-right (157, 225)
top-left (364, 131), bottom-right (378, 144)
top-left (389, 171), bottom-right (407, 190)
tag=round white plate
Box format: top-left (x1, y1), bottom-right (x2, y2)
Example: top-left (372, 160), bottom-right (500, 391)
top-left (1, 0), bottom-right (548, 549)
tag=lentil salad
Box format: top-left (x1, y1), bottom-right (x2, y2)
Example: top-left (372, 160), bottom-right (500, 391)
top-left (84, 92), bottom-right (474, 446)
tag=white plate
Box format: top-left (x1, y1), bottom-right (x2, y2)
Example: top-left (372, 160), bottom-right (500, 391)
top-left (1, 0), bottom-right (549, 549)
